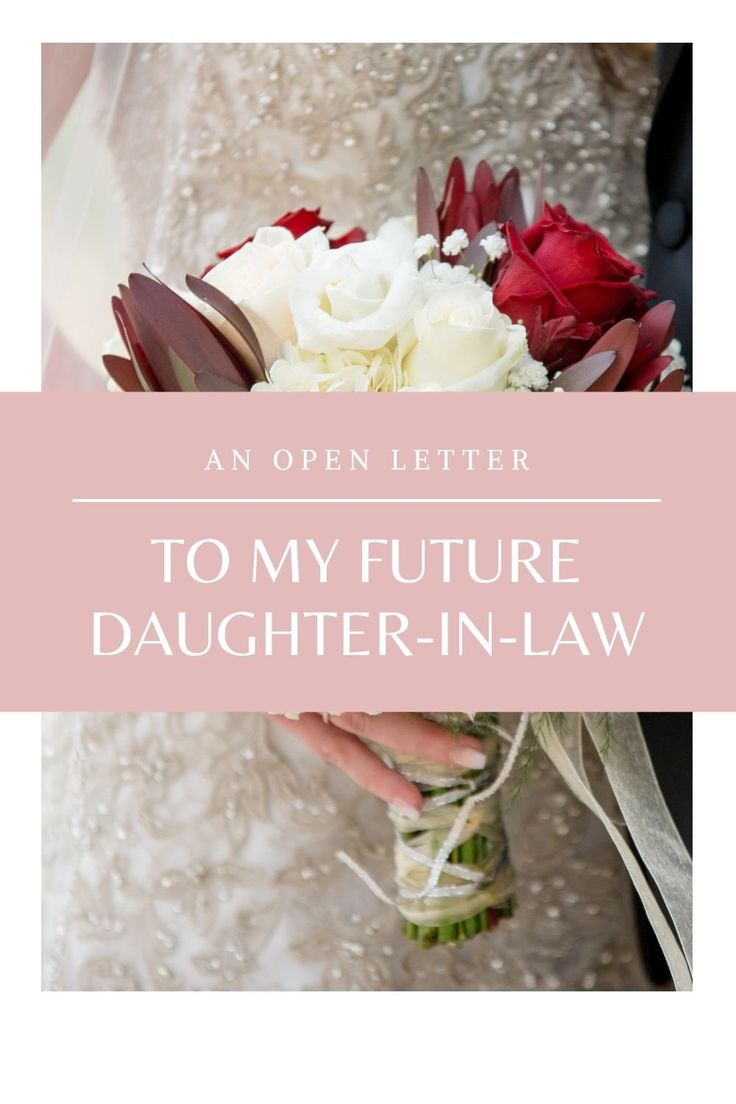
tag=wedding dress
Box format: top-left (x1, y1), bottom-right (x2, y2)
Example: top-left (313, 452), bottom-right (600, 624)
top-left (42, 42), bottom-right (662, 990)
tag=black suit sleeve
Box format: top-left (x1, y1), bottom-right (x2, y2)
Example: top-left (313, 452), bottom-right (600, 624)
top-left (646, 43), bottom-right (692, 374)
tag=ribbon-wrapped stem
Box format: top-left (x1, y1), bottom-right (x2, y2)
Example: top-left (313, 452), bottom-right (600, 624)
top-left (391, 713), bottom-right (517, 947)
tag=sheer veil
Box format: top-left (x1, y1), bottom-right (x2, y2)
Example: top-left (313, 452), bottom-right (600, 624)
top-left (43, 45), bottom-right (133, 390)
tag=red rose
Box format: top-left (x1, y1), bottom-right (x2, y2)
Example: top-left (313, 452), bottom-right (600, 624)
top-left (214, 208), bottom-right (366, 263)
top-left (493, 204), bottom-right (656, 370)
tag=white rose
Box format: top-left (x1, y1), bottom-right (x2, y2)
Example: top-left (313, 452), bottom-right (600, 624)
top-left (289, 238), bottom-right (422, 353)
top-left (204, 225), bottom-right (329, 347)
top-left (401, 280), bottom-right (534, 392)
top-left (376, 215), bottom-right (418, 259)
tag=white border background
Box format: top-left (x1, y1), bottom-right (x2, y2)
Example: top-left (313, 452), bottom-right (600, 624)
top-left (2, 7), bottom-right (733, 1103)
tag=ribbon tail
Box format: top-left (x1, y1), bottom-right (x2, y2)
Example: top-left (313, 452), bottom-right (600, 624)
top-left (582, 712), bottom-right (693, 973)
top-left (535, 713), bottom-right (692, 991)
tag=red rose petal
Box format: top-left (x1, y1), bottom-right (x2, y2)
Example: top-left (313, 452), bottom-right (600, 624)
top-left (563, 279), bottom-right (655, 326)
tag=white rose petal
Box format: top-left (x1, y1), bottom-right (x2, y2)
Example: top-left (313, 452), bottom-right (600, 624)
top-left (377, 215), bottom-right (418, 259)
top-left (289, 238), bottom-right (422, 353)
top-left (203, 225), bottom-right (330, 351)
top-left (401, 280), bottom-right (533, 392)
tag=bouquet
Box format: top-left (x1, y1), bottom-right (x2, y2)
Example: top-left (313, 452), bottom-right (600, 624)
top-left (104, 157), bottom-right (684, 396)
top-left (102, 158), bottom-right (685, 949)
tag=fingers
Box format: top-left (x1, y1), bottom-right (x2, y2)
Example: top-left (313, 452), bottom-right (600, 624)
top-left (328, 712), bottom-right (487, 770)
top-left (273, 714), bottom-right (423, 816)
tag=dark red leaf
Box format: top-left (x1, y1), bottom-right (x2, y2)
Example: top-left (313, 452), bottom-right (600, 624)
top-left (194, 372), bottom-right (249, 392)
top-left (550, 351), bottom-right (616, 392)
top-left (439, 157), bottom-right (466, 234)
top-left (497, 169), bottom-right (527, 230)
top-left (186, 274), bottom-right (266, 382)
top-left (455, 194), bottom-right (481, 241)
top-left (472, 160), bottom-right (495, 196)
top-left (622, 355), bottom-right (672, 392)
top-left (120, 284), bottom-right (187, 392)
top-left (460, 220), bottom-right (498, 273)
top-left (653, 369), bottom-right (685, 392)
top-left (533, 162), bottom-right (545, 222)
top-left (113, 297), bottom-right (160, 392)
top-left (102, 354), bottom-right (143, 392)
top-left (584, 319), bottom-right (639, 391)
top-left (628, 300), bottom-right (676, 372)
top-left (472, 161), bottom-right (499, 223)
top-left (128, 274), bottom-right (248, 388)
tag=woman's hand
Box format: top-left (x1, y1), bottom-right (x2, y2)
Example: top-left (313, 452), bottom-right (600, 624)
top-left (273, 712), bottom-right (487, 819)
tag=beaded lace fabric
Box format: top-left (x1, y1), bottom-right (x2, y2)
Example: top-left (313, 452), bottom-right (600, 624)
top-left (93, 42), bottom-right (656, 278)
top-left (43, 42), bottom-right (657, 990)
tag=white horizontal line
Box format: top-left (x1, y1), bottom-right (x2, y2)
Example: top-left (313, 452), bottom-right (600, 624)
top-left (71, 497), bottom-right (662, 504)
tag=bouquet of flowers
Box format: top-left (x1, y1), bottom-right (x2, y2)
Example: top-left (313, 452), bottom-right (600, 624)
top-left (102, 159), bottom-right (685, 949)
top-left (104, 157), bottom-right (684, 396)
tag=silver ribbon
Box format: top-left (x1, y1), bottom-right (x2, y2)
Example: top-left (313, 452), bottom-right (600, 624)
top-left (583, 712), bottom-right (693, 972)
top-left (535, 712), bottom-right (692, 991)
top-left (337, 714), bottom-right (528, 925)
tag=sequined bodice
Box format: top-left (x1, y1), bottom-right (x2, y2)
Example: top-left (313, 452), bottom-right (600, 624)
top-left (96, 42), bottom-right (656, 279)
top-left (43, 43), bottom-right (657, 989)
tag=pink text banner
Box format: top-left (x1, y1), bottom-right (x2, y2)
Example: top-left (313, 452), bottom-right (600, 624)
top-left (0, 392), bottom-right (734, 711)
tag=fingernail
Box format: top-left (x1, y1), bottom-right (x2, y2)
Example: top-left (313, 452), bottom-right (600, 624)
top-left (390, 801), bottom-right (421, 821)
top-left (450, 747), bottom-right (487, 770)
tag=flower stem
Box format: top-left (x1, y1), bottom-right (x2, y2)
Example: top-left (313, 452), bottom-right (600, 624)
top-left (438, 923), bottom-right (456, 943)
top-left (397, 713), bottom-right (516, 948)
